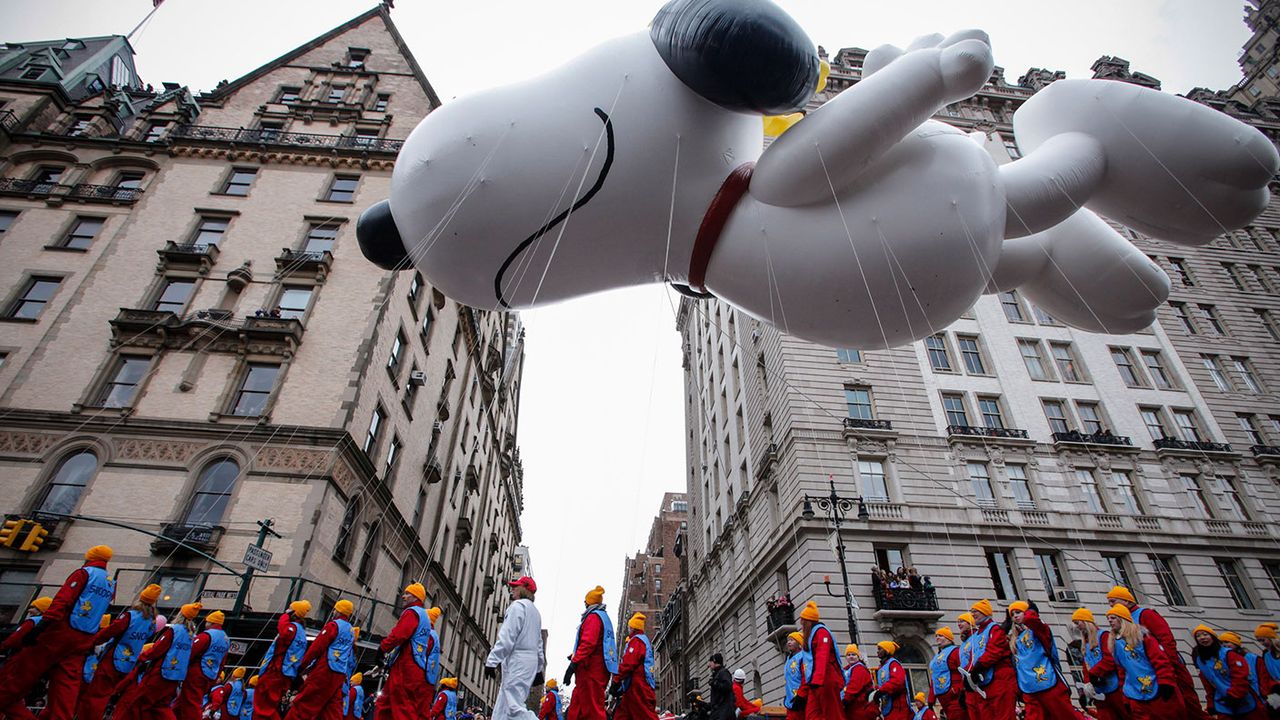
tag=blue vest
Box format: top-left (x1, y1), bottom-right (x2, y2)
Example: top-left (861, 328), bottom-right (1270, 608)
top-left (260, 621), bottom-right (308, 677)
top-left (627, 634), bottom-right (655, 689)
top-left (200, 628), bottom-right (230, 680)
top-left (958, 633), bottom-right (975, 673)
top-left (160, 625), bottom-right (194, 681)
top-left (84, 651), bottom-right (100, 683)
top-left (1082, 631), bottom-right (1120, 695)
top-left (69, 566), bottom-right (114, 633)
top-left (440, 688), bottom-right (458, 720)
top-left (546, 688), bottom-right (565, 720)
top-left (1265, 652), bottom-right (1280, 693)
top-left (1012, 626), bottom-right (1058, 693)
top-left (29, 616), bottom-right (42, 628)
top-left (241, 688), bottom-right (254, 720)
top-left (112, 609), bottom-right (155, 673)
top-left (876, 658), bottom-right (904, 718)
top-left (225, 679), bottom-right (245, 715)
top-left (970, 623), bottom-right (996, 687)
top-left (912, 707), bottom-right (929, 720)
top-left (929, 646), bottom-right (956, 697)
top-left (329, 619), bottom-right (356, 674)
top-left (805, 623), bottom-right (835, 682)
top-left (350, 684), bottom-right (365, 718)
top-left (1240, 650), bottom-right (1261, 696)
top-left (1195, 646), bottom-right (1258, 715)
top-left (575, 608), bottom-right (619, 674)
top-left (1112, 634), bottom-right (1159, 702)
top-left (784, 650), bottom-right (811, 709)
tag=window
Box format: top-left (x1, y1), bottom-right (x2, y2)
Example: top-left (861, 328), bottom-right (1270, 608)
top-left (968, 462), bottom-right (996, 507)
top-left (1232, 357), bottom-right (1263, 393)
top-left (373, 93), bottom-right (390, 112)
top-left (35, 450), bottom-right (98, 514)
top-left (942, 393), bottom-right (969, 427)
top-left (335, 496), bottom-right (362, 561)
top-left (985, 551), bottom-right (1019, 600)
top-left (21, 67), bottom-right (47, 80)
top-left (1018, 339), bottom-right (1051, 380)
top-left (1209, 475), bottom-right (1250, 520)
top-left (351, 129), bottom-right (380, 148)
top-left (957, 336), bottom-right (986, 374)
top-left (999, 291), bottom-right (1026, 322)
top-left (1049, 343), bottom-right (1082, 382)
top-left (844, 386), bottom-right (872, 420)
top-left (1075, 402), bottom-right (1104, 434)
top-left (1202, 355), bottom-right (1232, 391)
top-left (275, 286), bottom-right (313, 320)
top-left (277, 86), bottom-right (300, 103)
top-left (1257, 309), bottom-right (1280, 341)
top-left (977, 396), bottom-right (1005, 429)
top-left (29, 166), bottom-right (63, 194)
top-left (835, 348), bottom-right (862, 363)
top-left (7, 277), bottom-right (61, 319)
top-left (304, 223), bottom-right (338, 253)
top-left (1110, 348), bottom-right (1144, 387)
top-left (113, 171), bottom-right (144, 199)
top-left (1224, 263), bottom-right (1248, 291)
top-left (1170, 302), bottom-right (1197, 333)
top-left (325, 175), bottom-right (359, 202)
top-left (346, 49), bottom-right (368, 68)
top-left (0, 210), bottom-right (17, 234)
top-left (925, 335), bottom-right (952, 371)
top-left (1008, 464), bottom-right (1034, 509)
top-left (364, 404), bottom-right (386, 456)
top-left (94, 355), bottom-right (150, 408)
top-left (421, 309), bottom-right (435, 341)
top-left (1032, 305), bottom-right (1058, 325)
top-left (1265, 561), bottom-right (1280, 600)
top-left (1197, 304), bottom-right (1226, 335)
top-left (191, 216), bottom-right (229, 246)
top-left (143, 122), bottom-right (168, 142)
top-left (1076, 469), bottom-right (1105, 513)
top-left (1148, 555), bottom-right (1187, 606)
top-left (68, 115), bottom-right (93, 136)
top-left (357, 521), bottom-right (380, 583)
top-left (327, 85), bottom-right (346, 103)
top-left (859, 460), bottom-right (888, 501)
top-left (182, 458), bottom-right (240, 526)
top-left (1139, 408), bottom-right (1167, 440)
top-left (1216, 559), bottom-right (1255, 610)
top-left (1111, 471), bottom-right (1142, 514)
top-left (1248, 265), bottom-right (1276, 293)
top-left (59, 216), bottom-right (104, 250)
top-left (1238, 414), bottom-right (1264, 445)
top-left (1172, 410), bottom-right (1202, 442)
top-left (153, 279), bottom-right (194, 314)
top-left (385, 435), bottom-right (402, 476)
top-left (1180, 475), bottom-right (1212, 518)
top-left (220, 168), bottom-right (257, 196)
top-left (1035, 551), bottom-right (1067, 599)
top-left (1042, 399), bottom-right (1070, 434)
top-left (1002, 135), bottom-right (1021, 159)
top-left (1101, 555), bottom-right (1133, 589)
top-left (152, 571), bottom-right (198, 609)
top-left (387, 330), bottom-right (406, 378)
top-left (1140, 351), bottom-right (1174, 389)
top-left (407, 273), bottom-right (423, 308)
top-left (232, 364), bottom-right (279, 416)
top-left (257, 121), bottom-right (283, 142)
top-left (1167, 258), bottom-right (1194, 286)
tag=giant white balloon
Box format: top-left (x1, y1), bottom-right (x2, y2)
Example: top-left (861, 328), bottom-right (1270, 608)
top-left (358, 0), bottom-right (1278, 349)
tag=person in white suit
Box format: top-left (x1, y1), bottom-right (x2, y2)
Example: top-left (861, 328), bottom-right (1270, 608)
top-left (486, 576), bottom-right (546, 720)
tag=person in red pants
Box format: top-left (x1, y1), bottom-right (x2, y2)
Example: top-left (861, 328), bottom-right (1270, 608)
top-left (956, 613), bottom-right (978, 716)
top-left (0, 545), bottom-right (115, 720)
top-left (610, 613), bottom-right (658, 720)
top-left (1254, 624), bottom-right (1280, 717)
top-left (797, 602), bottom-right (842, 720)
top-left (927, 627), bottom-right (968, 720)
top-left (288, 600), bottom-right (357, 720)
top-left (1097, 605), bottom-right (1183, 720)
top-left (173, 609), bottom-right (230, 720)
top-left (842, 645), bottom-right (876, 720)
top-left (1191, 626), bottom-right (1266, 720)
top-left (1069, 609), bottom-right (1127, 720)
top-left (112, 602), bottom-right (203, 720)
top-left (254, 599), bottom-right (312, 720)
top-left (76, 583), bottom-right (163, 719)
top-left (911, 693), bottom-right (939, 720)
top-left (1107, 586), bottom-right (1204, 720)
top-left (1007, 601), bottom-right (1084, 720)
top-left (873, 641), bottom-right (909, 720)
top-left (965, 600), bottom-right (1016, 720)
top-left (565, 586), bottom-right (617, 720)
top-left (539, 678), bottom-right (565, 720)
top-left (0, 596), bottom-right (53, 720)
top-left (377, 583), bottom-right (441, 720)
top-left (732, 668), bottom-right (764, 718)
top-left (427, 677), bottom-right (459, 720)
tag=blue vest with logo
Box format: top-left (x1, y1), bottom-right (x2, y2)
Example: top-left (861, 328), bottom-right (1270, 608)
top-left (958, 633), bottom-right (975, 672)
top-left (241, 688), bottom-right (254, 720)
top-left (1112, 634), bottom-right (1159, 702)
top-left (440, 688), bottom-right (458, 720)
top-left (329, 619), bottom-right (356, 674)
top-left (970, 622), bottom-right (997, 687)
top-left (929, 646), bottom-right (956, 697)
top-left (1195, 646), bottom-right (1258, 715)
top-left (69, 566), bottom-right (114, 633)
top-left (1082, 631), bottom-right (1120, 695)
top-left (351, 684), bottom-right (365, 718)
top-left (1012, 626), bottom-right (1058, 693)
top-left (1240, 650), bottom-right (1261, 696)
top-left (160, 625), bottom-right (194, 681)
top-left (575, 608), bottom-right (619, 674)
top-left (112, 609), bottom-right (155, 673)
top-left (547, 688), bottom-right (565, 720)
top-left (225, 679), bottom-right (245, 715)
top-left (912, 707), bottom-right (929, 720)
top-left (630, 634), bottom-right (655, 688)
top-left (1265, 652), bottom-right (1280, 693)
top-left (805, 624), bottom-right (836, 682)
top-left (200, 628), bottom-right (230, 680)
top-left (876, 658), bottom-right (904, 718)
top-left (393, 607), bottom-right (442, 684)
top-left (83, 651), bottom-right (100, 683)
top-left (784, 650), bottom-right (811, 709)
top-left (260, 620), bottom-right (308, 678)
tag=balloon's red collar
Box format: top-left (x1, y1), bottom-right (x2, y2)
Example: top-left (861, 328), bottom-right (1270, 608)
top-left (687, 162), bottom-right (755, 294)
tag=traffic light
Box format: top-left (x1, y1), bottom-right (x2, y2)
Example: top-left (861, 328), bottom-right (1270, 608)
top-left (19, 523), bottom-right (48, 552)
top-left (0, 519), bottom-right (26, 547)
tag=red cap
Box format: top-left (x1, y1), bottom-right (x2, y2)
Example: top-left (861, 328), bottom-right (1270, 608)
top-left (508, 576), bottom-right (537, 593)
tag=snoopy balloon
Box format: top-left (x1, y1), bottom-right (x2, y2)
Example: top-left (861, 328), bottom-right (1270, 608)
top-left (357, 0), bottom-right (1278, 349)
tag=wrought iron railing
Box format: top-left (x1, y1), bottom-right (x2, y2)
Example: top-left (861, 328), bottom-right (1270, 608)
top-left (172, 123), bottom-right (404, 153)
top-left (947, 425), bottom-right (1030, 439)
top-left (1152, 437), bottom-right (1233, 453)
top-left (871, 578), bottom-right (939, 611)
top-left (0, 109), bottom-right (18, 132)
top-left (150, 523), bottom-right (223, 555)
top-left (1052, 430), bottom-right (1133, 447)
top-left (843, 417), bottom-right (893, 431)
top-left (0, 177), bottom-right (56, 195)
top-left (765, 604), bottom-right (795, 632)
top-left (68, 183), bottom-right (142, 202)
top-left (1251, 444), bottom-right (1280, 457)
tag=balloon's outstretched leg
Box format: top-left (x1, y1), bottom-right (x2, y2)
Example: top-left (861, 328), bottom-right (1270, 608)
top-left (998, 133), bottom-right (1106, 239)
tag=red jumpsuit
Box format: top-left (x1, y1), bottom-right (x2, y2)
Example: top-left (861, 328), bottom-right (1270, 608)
top-left (915, 709), bottom-right (939, 720)
top-left (1017, 612), bottom-right (1085, 720)
top-left (567, 611), bottom-right (609, 720)
top-left (927, 648), bottom-right (968, 720)
top-left (206, 683), bottom-right (228, 716)
top-left (1197, 649), bottom-right (1267, 720)
top-left (0, 617), bottom-right (41, 720)
top-left (287, 619), bottom-right (347, 720)
top-left (969, 619), bottom-right (1017, 720)
top-left (113, 626), bottom-right (183, 720)
top-left (874, 660), bottom-right (909, 720)
top-left (1134, 607), bottom-right (1204, 720)
top-left (842, 661), bottom-right (877, 720)
top-left (75, 610), bottom-right (142, 720)
top-left (376, 601), bottom-right (435, 720)
top-left (173, 630), bottom-right (225, 720)
top-left (539, 690), bottom-right (563, 720)
top-left (1078, 632), bottom-right (1129, 720)
top-left (804, 624), bottom-right (844, 720)
top-left (613, 634), bottom-right (658, 720)
top-left (734, 682), bottom-right (762, 717)
top-left (426, 690), bottom-right (452, 720)
top-left (1092, 634), bottom-right (1182, 720)
top-left (255, 612), bottom-right (305, 720)
top-left (0, 561), bottom-right (112, 720)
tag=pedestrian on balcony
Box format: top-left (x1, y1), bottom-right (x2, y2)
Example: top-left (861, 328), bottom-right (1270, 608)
top-left (911, 692), bottom-right (938, 720)
top-left (873, 641), bottom-right (909, 720)
top-left (611, 613), bottom-right (658, 720)
top-left (783, 634), bottom-right (811, 720)
top-left (112, 601), bottom-right (203, 720)
top-left (1070, 609), bottom-right (1127, 720)
top-left (254, 599), bottom-right (312, 720)
top-left (1097, 606), bottom-right (1182, 720)
top-left (75, 583), bottom-right (162, 719)
top-left (1192, 626), bottom-right (1265, 720)
top-left (966, 600), bottom-right (1016, 720)
top-left (1253, 624), bottom-right (1280, 715)
top-left (798, 602), bottom-right (843, 720)
top-left (0, 545), bottom-right (115, 720)
top-left (378, 582), bottom-right (442, 720)
top-left (841, 644), bottom-right (876, 720)
top-left (908, 570), bottom-right (922, 592)
top-left (928, 627), bottom-right (967, 720)
top-left (173, 609), bottom-right (231, 720)
top-left (287, 600), bottom-right (356, 719)
top-left (1006, 601), bottom-right (1082, 720)
top-left (1106, 586), bottom-right (1205, 720)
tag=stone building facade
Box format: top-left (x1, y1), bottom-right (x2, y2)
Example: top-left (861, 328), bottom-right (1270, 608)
top-left (675, 14), bottom-right (1280, 712)
top-left (0, 6), bottom-right (527, 705)
top-left (617, 492), bottom-right (688, 641)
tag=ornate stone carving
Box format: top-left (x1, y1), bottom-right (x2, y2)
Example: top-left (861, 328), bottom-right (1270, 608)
top-left (331, 458), bottom-right (357, 493)
top-left (0, 432), bottom-right (61, 456)
top-left (1096, 455), bottom-right (1112, 471)
top-left (986, 446), bottom-right (1005, 466)
top-left (114, 438), bottom-right (201, 464)
top-left (258, 447), bottom-right (331, 475)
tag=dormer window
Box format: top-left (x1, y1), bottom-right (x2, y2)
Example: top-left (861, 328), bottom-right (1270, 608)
top-left (61, 40), bottom-right (84, 51)
top-left (327, 85), bottom-right (346, 104)
top-left (277, 86), bottom-right (300, 104)
top-left (346, 48), bottom-right (369, 68)
top-left (68, 115), bottom-right (94, 136)
top-left (21, 67), bottom-right (47, 81)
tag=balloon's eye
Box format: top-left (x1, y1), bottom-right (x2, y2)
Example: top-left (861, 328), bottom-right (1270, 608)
top-left (357, 200), bottom-right (409, 271)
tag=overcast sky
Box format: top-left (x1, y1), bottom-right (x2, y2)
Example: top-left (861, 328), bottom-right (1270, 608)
top-left (3, 0), bottom-right (1253, 691)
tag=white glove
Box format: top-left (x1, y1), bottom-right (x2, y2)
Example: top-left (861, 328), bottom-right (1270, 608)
top-left (1082, 683), bottom-right (1096, 699)
top-left (1266, 693), bottom-right (1280, 710)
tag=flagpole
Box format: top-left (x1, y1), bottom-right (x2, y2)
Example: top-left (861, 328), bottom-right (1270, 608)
top-left (126, 1), bottom-right (163, 42)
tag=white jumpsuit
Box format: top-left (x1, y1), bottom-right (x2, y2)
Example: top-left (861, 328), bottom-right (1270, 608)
top-left (486, 597), bottom-right (545, 720)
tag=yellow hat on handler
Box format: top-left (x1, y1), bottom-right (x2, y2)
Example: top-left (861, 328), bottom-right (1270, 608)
top-left (877, 641), bottom-right (899, 655)
top-left (546, 678), bottom-right (559, 689)
top-left (290, 600), bottom-right (312, 617)
top-left (206, 610), bottom-right (226, 625)
top-left (787, 631), bottom-right (805, 646)
top-left (970, 599), bottom-right (993, 617)
top-left (629, 613), bottom-right (646, 631)
top-left (845, 644), bottom-right (860, 655)
top-left (935, 627), bottom-right (954, 641)
top-left (1008, 601), bottom-right (1030, 613)
top-left (100, 614), bottom-right (112, 629)
top-left (441, 677), bottom-right (458, 689)
top-left (799, 601), bottom-right (821, 621)
top-left (405, 583), bottom-right (427, 602)
top-left (140, 584), bottom-right (163, 604)
top-left (180, 602), bottom-right (203, 619)
top-left (1192, 624), bottom-right (1216, 639)
top-left (1218, 631), bottom-right (1242, 645)
top-left (351, 672), bottom-right (363, 685)
top-left (957, 612), bottom-right (975, 626)
top-left (914, 692), bottom-right (927, 703)
top-left (1071, 608), bottom-right (1096, 624)
top-left (1106, 605), bottom-right (1133, 622)
top-left (31, 597), bottom-right (52, 614)
top-left (1256, 624), bottom-right (1279, 640)
top-left (585, 586), bottom-right (605, 604)
top-left (233, 667), bottom-right (246, 679)
top-left (85, 545), bottom-right (113, 563)
top-left (1106, 586), bottom-right (1136, 604)
top-left (334, 599), bottom-right (354, 616)
top-left (428, 606), bottom-right (443, 624)
top-left (249, 675), bottom-right (259, 687)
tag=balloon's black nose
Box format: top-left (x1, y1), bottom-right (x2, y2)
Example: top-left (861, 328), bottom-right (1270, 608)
top-left (357, 200), bottom-right (409, 271)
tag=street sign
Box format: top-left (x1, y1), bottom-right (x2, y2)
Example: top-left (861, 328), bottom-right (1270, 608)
top-left (229, 640), bottom-right (248, 655)
top-left (203, 590), bottom-right (238, 600)
top-left (242, 544), bottom-right (273, 572)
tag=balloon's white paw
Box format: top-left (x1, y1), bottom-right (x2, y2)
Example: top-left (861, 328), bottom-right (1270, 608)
top-left (939, 38), bottom-right (995, 104)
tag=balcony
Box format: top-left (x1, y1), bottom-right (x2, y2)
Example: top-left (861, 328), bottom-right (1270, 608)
top-left (158, 241), bottom-right (220, 273)
top-left (150, 523), bottom-right (223, 557)
top-left (864, 501), bottom-right (904, 520)
top-left (946, 425), bottom-right (1032, 443)
top-left (465, 463), bottom-right (480, 493)
top-left (765, 604), bottom-right (795, 633)
top-left (275, 248), bottom-right (333, 281)
top-left (171, 124), bottom-right (404, 155)
top-left (66, 183), bottom-right (142, 204)
top-left (1152, 437), bottom-right (1235, 456)
top-left (871, 578), bottom-right (944, 624)
top-left (1051, 430), bottom-right (1134, 449)
top-left (755, 442), bottom-right (780, 481)
top-left (1205, 519), bottom-right (1271, 537)
top-left (456, 516), bottom-right (473, 546)
top-left (1251, 445), bottom-right (1280, 463)
top-left (109, 308), bottom-right (303, 358)
top-left (424, 457), bottom-right (444, 484)
top-left (842, 417), bottom-right (894, 433)
top-left (0, 177), bottom-right (58, 197)
top-left (0, 109), bottom-right (18, 133)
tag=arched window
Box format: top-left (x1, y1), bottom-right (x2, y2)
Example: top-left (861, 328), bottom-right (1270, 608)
top-left (357, 521), bottom-right (380, 583)
top-left (181, 458), bottom-right (240, 526)
top-left (36, 450), bottom-right (98, 514)
top-left (334, 496), bottom-right (361, 562)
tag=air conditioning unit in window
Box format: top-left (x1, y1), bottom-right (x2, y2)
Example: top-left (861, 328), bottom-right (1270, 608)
top-left (432, 421), bottom-right (443, 433)
top-left (1056, 590), bottom-right (1079, 603)
top-left (409, 370), bottom-right (427, 386)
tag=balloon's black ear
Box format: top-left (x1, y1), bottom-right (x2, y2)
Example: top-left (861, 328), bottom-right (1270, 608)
top-left (357, 200), bottom-right (409, 271)
top-left (650, 0), bottom-right (819, 115)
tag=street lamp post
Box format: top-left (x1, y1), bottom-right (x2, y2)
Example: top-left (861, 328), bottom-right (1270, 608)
top-left (801, 475), bottom-right (869, 645)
